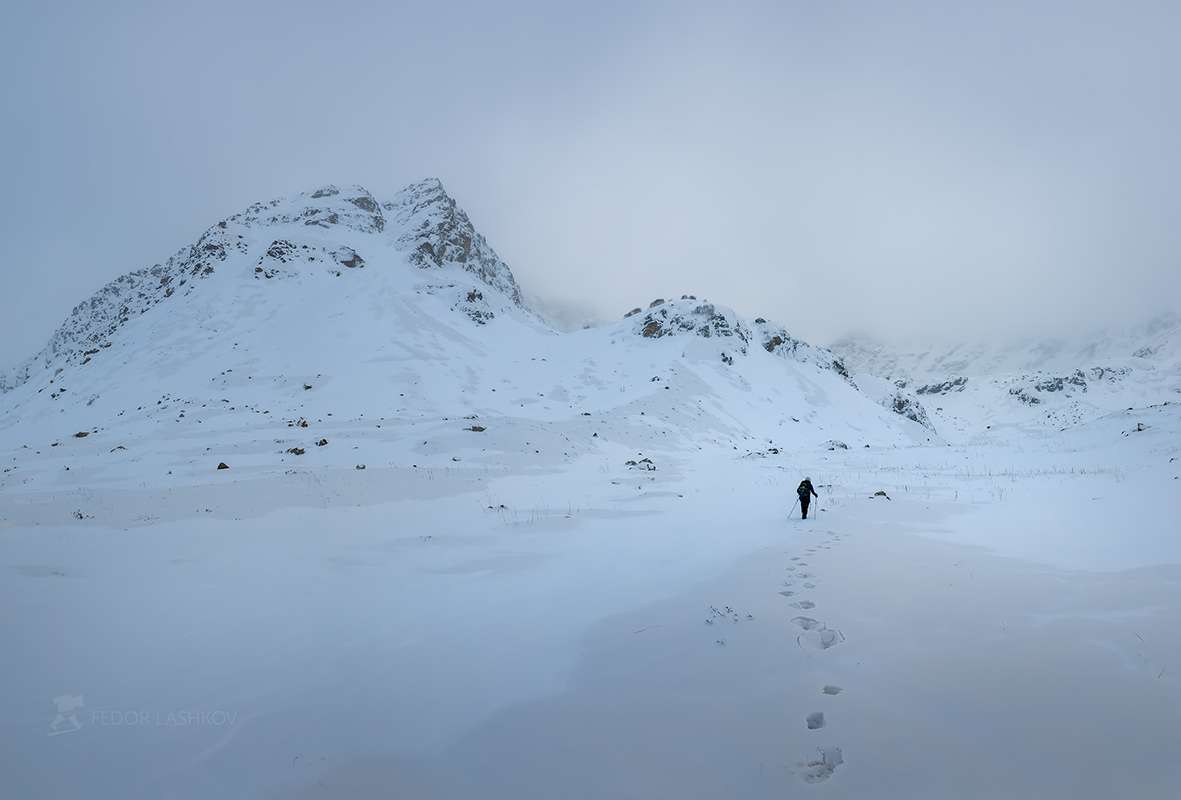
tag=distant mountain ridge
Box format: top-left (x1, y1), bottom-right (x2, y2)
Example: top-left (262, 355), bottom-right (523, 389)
top-left (830, 314), bottom-right (1181, 442)
top-left (3, 178), bottom-right (1174, 456)
top-left (830, 313), bottom-right (1181, 381)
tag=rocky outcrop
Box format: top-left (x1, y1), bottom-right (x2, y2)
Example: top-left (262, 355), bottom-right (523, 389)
top-left (1008, 387), bottom-right (1041, 405)
top-left (915, 376), bottom-right (967, 395)
top-left (1033, 370), bottom-right (1086, 394)
top-left (452, 288), bottom-right (495, 325)
top-left (633, 300), bottom-right (751, 354)
top-left (386, 179), bottom-right (523, 307)
top-left (621, 300), bottom-right (861, 381)
top-left (229, 185), bottom-right (385, 234)
top-left (890, 390), bottom-right (932, 428)
top-left (751, 319), bottom-right (854, 384)
top-left (1002, 369), bottom-right (1092, 407)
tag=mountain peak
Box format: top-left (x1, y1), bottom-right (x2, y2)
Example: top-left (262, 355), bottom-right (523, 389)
top-left (385, 180), bottom-right (523, 307)
top-left (0, 179), bottom-right (528, 395)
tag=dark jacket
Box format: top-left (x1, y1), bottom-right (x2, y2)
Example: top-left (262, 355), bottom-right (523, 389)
top-left (797, 480), bottom-right (817, 500)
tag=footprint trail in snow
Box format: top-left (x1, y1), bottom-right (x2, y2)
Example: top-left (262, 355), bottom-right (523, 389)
top-left (778, 529), bottom-right (847, 782)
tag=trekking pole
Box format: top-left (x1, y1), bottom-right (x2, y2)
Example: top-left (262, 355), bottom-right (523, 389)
top-left (789, 497), bottom-right (799, 519)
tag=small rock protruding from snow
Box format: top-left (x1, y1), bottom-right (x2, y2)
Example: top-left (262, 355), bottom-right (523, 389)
top-left (332, 246), bottom-right (364, 269)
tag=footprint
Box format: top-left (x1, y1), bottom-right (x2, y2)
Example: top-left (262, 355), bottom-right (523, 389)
top-left (778, 590), bottom-right (795, 597)
top-left (806, 712), bottom-right (826, 730)
top-left (801, 628), bottom-right (844, 650)
top-left (786, 566), bottom-right (797, 571)
top-left (791, 557), bottom-right (801, 561)
top-left (822, 685), bottom-right (842, 695)
top-left (790, 600), bottom-right (815, 609)
top-left (795, 620), bottom-right (844, 650)
top-left (803, 582), bottom-right (816, 589)
top-left (797, 746), bottom-right (843, 783)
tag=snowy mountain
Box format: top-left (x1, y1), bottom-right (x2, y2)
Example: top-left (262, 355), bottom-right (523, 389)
top-left (830, 314), bottom-right (1181, 442)
top-left (0, 179), bottom-right (933, 492)
top-left (0, 181), bottom-right (523, 395)
top-left (5, 175), bottom-right (1178, 478)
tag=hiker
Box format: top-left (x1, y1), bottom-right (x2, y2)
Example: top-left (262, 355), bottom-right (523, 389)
top-left (797, 477), bottom-right (818, 519)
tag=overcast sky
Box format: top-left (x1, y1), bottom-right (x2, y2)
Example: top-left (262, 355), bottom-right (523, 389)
top-left (2, 0), bottom-right (1179, 368)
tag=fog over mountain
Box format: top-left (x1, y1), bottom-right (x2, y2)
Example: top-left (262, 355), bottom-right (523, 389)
top-left (2, 1), bottom-right (1179, 367)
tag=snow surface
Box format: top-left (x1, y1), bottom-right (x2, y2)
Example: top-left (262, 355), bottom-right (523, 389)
top-left (2, 181), bottom-right (1179, 798)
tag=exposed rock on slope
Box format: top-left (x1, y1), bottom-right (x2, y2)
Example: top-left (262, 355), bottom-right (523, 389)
top-left (624, 299), bottom-right (855, 379)
top-left (889, 390), bottom-right (932, 428)
top-left (232, 184), bottom-right (386, 234)
top-left (386, 179), bottom-right (523, 307)
top-left (634, 301), bottom-right (751, 350)
top-left (752, 318), bottom-right (854, 384)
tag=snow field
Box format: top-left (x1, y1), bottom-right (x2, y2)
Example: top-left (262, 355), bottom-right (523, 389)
top-left (3, 405), bottom-right (1179, 797)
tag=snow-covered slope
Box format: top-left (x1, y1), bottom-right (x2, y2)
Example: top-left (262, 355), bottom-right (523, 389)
top-left (831, 314), bottom-right (1181, 442)
top-left (0, 181), bottom-right (522, 394)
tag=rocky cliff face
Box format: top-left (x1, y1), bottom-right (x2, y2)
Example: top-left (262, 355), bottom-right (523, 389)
top-left (386, 179), bottom-right (523, 307)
